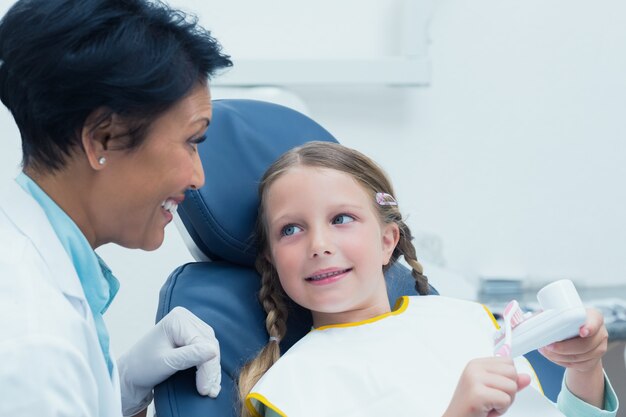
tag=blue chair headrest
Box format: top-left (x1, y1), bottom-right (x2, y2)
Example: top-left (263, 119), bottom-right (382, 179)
top-left (178, 99), bottom-right (338, 267)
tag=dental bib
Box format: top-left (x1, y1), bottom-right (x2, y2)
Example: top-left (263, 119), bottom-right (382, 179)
top-left (246, 296), bottom-right (550, 417)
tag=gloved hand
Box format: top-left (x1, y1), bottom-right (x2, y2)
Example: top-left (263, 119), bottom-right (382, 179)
top-left (117, 306), bottom-right (221, 417)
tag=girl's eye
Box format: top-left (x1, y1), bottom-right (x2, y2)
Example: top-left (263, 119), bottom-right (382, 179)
top-left (332, 214), bottom-right (355, 225)
top-left (281, 224), bottom-right (303, 237)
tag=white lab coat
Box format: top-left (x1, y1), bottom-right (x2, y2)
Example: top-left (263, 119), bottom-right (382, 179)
top-left (0, 179), bottom-right (122, 417)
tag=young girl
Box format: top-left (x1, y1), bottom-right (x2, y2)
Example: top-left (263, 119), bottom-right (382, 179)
top-left (238, 141), bottom-right (617, 417)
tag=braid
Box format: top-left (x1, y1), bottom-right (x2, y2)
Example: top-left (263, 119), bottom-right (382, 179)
top-left (259, 260), bottom-right (288, 340)
top-left (238, 257), bottom-right (288, 417)
top-left (380, 198), bottom-right (429, 296)
top-left (398, 221), bottom-right (429, 295)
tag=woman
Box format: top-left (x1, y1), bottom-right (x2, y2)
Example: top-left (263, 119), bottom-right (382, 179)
top-left (0, 0), bottom-right (232, 416)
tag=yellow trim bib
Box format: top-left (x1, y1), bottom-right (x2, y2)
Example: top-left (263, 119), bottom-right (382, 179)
top-left (247, 296), bottom-right (546, 417)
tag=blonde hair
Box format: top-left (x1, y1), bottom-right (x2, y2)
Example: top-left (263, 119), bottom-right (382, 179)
top-left (238, 142), bottom-right (428, 415)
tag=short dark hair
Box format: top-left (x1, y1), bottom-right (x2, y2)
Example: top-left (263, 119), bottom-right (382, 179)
top-left (0, 0), bottom-right (232, 171)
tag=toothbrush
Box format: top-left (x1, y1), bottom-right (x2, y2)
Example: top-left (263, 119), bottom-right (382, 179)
top-left (495, 300), bottom-right (524, 357)
top-left (493, 280), bottom-right (587, 358)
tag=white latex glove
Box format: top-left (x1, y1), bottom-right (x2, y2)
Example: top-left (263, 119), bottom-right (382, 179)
top-left (117, 306), bottom-right (221, 416)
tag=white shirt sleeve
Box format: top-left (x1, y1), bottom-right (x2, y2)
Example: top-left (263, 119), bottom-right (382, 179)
top-left (0, 336), bottom-right (100, 417)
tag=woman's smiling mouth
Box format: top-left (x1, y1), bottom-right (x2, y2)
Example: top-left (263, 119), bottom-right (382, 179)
top-left (160, 197), bottom-right (184, 223)
top-left (161, 199), bottom-right (179, 215)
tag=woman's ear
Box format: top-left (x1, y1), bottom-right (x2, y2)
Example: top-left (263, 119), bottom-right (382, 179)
top-left (381, 222), bottom-right (400, 266)
top-left (81, 108), bottom-right (126, 170)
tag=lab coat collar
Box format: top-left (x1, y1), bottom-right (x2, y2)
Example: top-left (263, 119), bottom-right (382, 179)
top-left (0, 179), bottom-right (87, 302)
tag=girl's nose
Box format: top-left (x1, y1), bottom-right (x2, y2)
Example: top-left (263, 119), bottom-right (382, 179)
top-left (309, 227), bottom-right (334, 258)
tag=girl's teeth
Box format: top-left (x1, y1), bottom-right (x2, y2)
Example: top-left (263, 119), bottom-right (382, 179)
top-left (308, 269), bottom-right (348, 281)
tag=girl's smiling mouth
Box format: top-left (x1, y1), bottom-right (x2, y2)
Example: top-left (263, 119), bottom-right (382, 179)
top-left (305, 268), bottom-right (353, 284)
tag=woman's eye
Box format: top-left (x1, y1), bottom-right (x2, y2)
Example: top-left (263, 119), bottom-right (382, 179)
top-left (192, 134), bottom-right (207, 145)
top-left (189, 135), bottom-right (207, 150)
top-left (332, 214), bottom-right (355, 225)
top-left (281, 224), bottom-right (303, 237)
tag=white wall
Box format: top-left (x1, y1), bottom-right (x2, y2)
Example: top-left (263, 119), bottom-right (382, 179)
top-left (300, 0), bottom-right (626, 288)
top-left (1, 0), bottom-right (625, 356)
top-left (296, 1), bottom-right (626, 287)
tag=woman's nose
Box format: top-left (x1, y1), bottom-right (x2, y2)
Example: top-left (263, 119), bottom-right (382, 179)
top-left (189, 152), bottom-right (205, 190)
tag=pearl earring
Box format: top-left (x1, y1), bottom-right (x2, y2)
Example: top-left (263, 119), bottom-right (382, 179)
top-left (98, 157), bottom-right (106, 165)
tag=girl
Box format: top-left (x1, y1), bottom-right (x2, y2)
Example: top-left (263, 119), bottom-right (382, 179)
top-left (238, 141), bottom-right (616, 417)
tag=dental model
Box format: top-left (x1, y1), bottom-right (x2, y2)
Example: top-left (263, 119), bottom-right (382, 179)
top-left (493, 280), bottom-right (587, 358)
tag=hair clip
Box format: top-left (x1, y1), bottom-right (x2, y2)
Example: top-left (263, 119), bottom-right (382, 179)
top-left (376, 192), bottom-right (398, 206)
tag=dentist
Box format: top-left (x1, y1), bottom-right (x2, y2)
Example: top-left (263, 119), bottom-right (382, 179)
top-left (0, 0), bottom-right (232, 416)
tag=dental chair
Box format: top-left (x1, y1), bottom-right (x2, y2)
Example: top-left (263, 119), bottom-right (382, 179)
top-left (153, 99), bottom-right (563, 417)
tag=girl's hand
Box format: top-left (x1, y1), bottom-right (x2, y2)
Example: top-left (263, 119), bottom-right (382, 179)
top-left (539, 308), bottom-right (608, 407)
top-left (539, 308), bottom-right (607, 372)
top-left (443, 357), bottom-right (531, 417)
